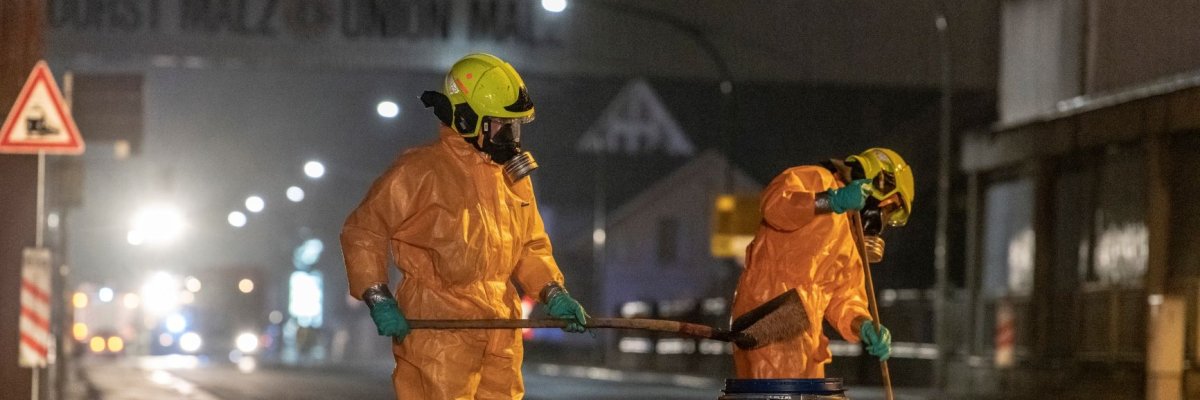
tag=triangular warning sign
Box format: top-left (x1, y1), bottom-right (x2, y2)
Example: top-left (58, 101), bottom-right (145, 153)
top-left (577, 79), bottom-right (694, 156)
top-left (0, 61), bottom-right (84, 155)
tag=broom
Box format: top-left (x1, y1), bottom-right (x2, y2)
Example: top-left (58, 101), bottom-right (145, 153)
top-left (407, 317), bottom-right (753, 347)
top-left (406, 288), bottom-right (811, 350)
top-left (848, 210), bottom-right (894, 400)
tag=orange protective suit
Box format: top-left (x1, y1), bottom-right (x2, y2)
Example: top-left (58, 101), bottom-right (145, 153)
top-left (341, 126), bottom-right (565, 399)
top-left (731, 165), bottom-right (871, 378)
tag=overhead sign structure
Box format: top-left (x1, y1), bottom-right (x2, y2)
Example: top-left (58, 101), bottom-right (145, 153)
top-left (18, 248), bottom-right (52, 368)
top-left (0, 61), bottom-right (85, 155)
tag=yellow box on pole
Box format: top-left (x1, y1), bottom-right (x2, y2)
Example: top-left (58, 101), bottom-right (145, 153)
top-left (711, 194), bottom-right (762, 258)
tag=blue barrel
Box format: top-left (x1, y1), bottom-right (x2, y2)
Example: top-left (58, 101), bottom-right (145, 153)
top-left (719, 378), bottom-right (848, 399)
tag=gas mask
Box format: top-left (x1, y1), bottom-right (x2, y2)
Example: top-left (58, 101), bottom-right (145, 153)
top-left (861, 198), bottom-right (887, 264)
top-left (478, 116), bottom-right (538, 182)
top-left (860, 194), bottom-right (907, 263)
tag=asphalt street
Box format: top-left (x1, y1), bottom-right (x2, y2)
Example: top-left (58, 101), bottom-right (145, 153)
top-left (75, 357), bottom-right (933, 399)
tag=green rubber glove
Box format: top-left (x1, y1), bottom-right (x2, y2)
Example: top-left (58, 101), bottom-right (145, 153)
top-left (545, 292), bottom-right (588, 333)
top-left (859, 320), bottom-right (892, 361)
top-left (369, 298), bottom-right (411, 340)
top-left (827, 178), bottom-right (872, 213)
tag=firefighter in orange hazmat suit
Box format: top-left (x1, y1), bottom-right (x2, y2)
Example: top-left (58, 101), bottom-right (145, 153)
top-left (732, 148), bottom-right (913, 378)
top-left (341, 53), bottom-right (588, 399)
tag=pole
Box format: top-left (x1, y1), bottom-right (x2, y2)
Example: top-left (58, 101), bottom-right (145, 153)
top-left (592, 148), bottom-right (607, 364)
top-left (32, 367), bottom-right (39, 400)
top-left (37, 150), bottom-right (45, 248)
top-left (32, 150), bottom-right (45, 400)
top-left (932, 2), bottom-right (954, 392)
top-left (849, 212), bottom-right (893, 400)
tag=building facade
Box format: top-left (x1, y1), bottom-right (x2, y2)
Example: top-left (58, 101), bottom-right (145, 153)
top-left (947, 1), bottom-right (1200, 399)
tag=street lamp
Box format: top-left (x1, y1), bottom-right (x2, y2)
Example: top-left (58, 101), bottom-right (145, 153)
top-left (128, 204), bottom-right (186, 246)
top-left (185, 276), bottom-right (202, 293)
top-left (245, 196), bottom-right (265, 213)
top-left (179, 332), bottom-right (202, 353)
top-left (141, 272), bottom-right (180, 314)
top-left (286, 186), bottom-right (305, 202)
top-left (228, 211), bottom-right (247, 227)
top-left (376, 101), bottom-right (400, 118)
top-left (304, 161), bottom-right (325, 179)
top-left (238, 279), bottom-right (255, 294)
top-left (98, 287), bottom-right (114, 303)
top-left (235, 333), bottom-right (259, 353)
top-left (165, 313), bottom-right (187, 334)
top-left (542, 0), bottom-right (567, 12)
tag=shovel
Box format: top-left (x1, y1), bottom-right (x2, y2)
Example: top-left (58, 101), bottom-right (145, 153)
top-left (406, 290), bottom-right (808, 349)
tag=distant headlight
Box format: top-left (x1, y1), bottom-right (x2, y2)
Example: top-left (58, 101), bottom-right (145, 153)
top-left (235, 332), bottom-right (259, 353)
top-left (179, 332), bottom-right (202, 353)
top-left (89, 337), bottom-right (105, 353)
top-left (107, 337), bottom-right (124, 353)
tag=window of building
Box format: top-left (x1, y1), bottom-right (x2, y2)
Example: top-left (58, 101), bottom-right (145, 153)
top-left (982, 178), bottom-right (1036, 299)
top-left (1084, 147), bottom-right (1147, 287)
top-left (976, 176), bottom-right (1035, 357)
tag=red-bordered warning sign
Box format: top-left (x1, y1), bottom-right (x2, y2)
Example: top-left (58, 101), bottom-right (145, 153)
top-left (19, 248), bottom-right (52, 368)
top-left (0, 61), bottom-right (84, 155)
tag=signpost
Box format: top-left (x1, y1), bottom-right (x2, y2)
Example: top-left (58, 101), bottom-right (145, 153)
top-left (1, 60), bottom-right (84, 400)
top-left (0, 60), bottom-right (85, 156)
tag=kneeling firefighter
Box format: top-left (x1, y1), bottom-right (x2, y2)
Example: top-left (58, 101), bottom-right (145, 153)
top-left (341, 53), bottom-right (588, 400)
top-left (731, 148), bottom-right (913, 378)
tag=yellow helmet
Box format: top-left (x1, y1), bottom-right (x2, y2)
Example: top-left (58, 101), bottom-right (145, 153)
top-left (443, 53), bottom-right (535, 137)
top-left (847, 148), bottom-right (913, 227)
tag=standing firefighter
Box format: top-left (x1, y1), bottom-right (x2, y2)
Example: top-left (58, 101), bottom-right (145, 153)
top-left (341, 53), bottom-right (588, 399)
top-left (731, 148), bottom-right (913, 378)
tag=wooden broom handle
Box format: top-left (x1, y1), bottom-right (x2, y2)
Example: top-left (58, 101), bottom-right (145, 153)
top-left (849, 211), bottom-right (894, 400)
top-left (408, 318), bottom-right (739, 343)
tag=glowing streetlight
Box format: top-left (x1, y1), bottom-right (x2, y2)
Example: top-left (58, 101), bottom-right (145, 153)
top-left (72, 323), bottom-right (88, 341)
top-left (98, 287), bottom-right (114, 303)
top-left (542, 0), bottom-right (567, 12)
top-left (141, 272), bottom-right (180, 314)
top-left (238, 279), bottom-right (255, 294)
top-left (245, 196), bottom-right (264, 213)
top-left (235, 332), bottom-right (259, 353)
top-left (376, 101), bottom-right (400, 118)
top-left (286, 186), bottom-right (305, 202)
top-left (129, 204), bottom-right (186, 245)
top-left (185, 276), bottom-right (202, 293)
top-left (304, 161), bottom-right (325, 179)
top-left (228, 211), bottom-right (247, 227)
top-left (179, 332), bottom-right (202, 353)
top-left (127, 230), bottom-right (145, 246)
top-left (166, 313), bottom-right (187, 334)
top-left (72, 292), bottom-right (88, 308)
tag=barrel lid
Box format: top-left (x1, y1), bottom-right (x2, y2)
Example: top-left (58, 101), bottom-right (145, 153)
top-left (723, 378), bottom-right (844, 394)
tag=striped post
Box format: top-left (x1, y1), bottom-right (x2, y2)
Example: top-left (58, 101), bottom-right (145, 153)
top-left (19, 248), bottom-right (51, 368)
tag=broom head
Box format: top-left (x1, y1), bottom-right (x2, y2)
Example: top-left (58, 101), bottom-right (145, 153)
top-left (730, 289), bottom-right (809, 349)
